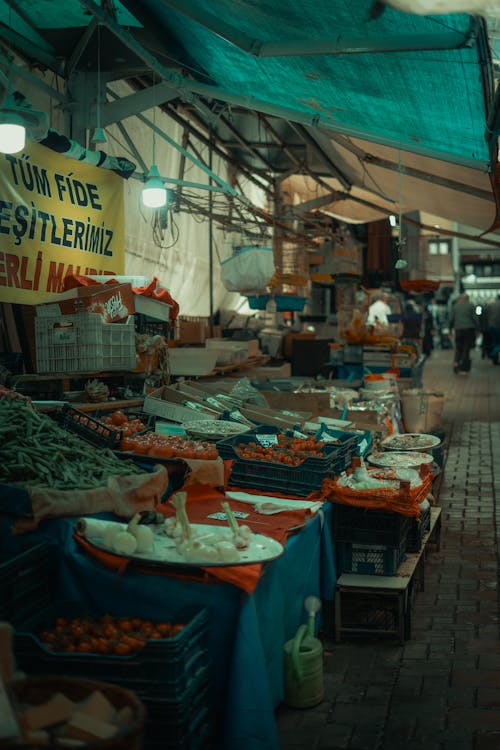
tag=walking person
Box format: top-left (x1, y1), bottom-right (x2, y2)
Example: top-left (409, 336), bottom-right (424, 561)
top-left (487, 293), bottom-right (500, 365)
top-left (449, 292), bottom-right (479, 374)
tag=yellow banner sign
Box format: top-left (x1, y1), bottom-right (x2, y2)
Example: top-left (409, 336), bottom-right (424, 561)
top-left (0, 141), bottom-right (125, 304)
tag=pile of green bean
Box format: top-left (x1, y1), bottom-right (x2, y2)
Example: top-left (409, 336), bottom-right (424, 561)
top-left (0, 397), bottom-right (146, 489)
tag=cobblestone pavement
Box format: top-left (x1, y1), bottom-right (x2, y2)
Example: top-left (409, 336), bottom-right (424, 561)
top-left (276, 348), bottom-right (500, 750)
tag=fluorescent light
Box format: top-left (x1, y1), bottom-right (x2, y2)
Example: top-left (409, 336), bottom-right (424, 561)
top-left (389, 215), bottom-right (397, 227)
top-left (0, 122), bottom-right (25, 154)
top-left (142, 164), bottom-right (167, 208)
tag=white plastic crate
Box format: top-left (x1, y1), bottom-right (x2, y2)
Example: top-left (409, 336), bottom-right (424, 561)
top-left (35, 313), bottom-right (136, 374)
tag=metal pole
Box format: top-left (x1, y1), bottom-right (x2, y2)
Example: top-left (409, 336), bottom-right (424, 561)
top-left (209, 132), bottom-right (214, 337)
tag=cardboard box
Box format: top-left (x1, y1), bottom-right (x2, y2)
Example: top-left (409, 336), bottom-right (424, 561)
top-left (36, 283), bottom-right (135, 323)
top-left (264, 391), bottom-right (332, 418)
top-left (250, 362), bottom-right (292, 379)
top-left (143, 385), bottom-right (221, 423)
top-left (240, 405), bottom-right (311, 429)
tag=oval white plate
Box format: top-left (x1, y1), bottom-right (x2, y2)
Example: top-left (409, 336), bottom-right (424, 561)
top-left (381, 433), bottom-right (441, 451)
top-left (367, 451), bottom-right (434, 468)
top-left (84, 523), bottom-right (284, 568)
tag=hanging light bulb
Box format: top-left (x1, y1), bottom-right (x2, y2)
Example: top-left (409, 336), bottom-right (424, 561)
top-left (142, 164), bottom-right (167, 208)
top-left (0, 118), bottom-right (25, 154)
top-left (142, 72), bottom-right (167, 208)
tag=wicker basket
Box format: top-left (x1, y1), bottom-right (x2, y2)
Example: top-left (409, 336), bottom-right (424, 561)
top-left (8, 675), bottom-right (146, 749)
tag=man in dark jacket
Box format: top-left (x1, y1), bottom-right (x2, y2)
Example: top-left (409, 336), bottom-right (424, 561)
top-left (487, 294), bottom-right (500, 365)
top-left (449, 293), bottom-right (478, 374)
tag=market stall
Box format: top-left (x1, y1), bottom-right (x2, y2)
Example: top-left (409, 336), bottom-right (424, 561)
top-left (1, 493), bottom-right (335, 750)
top-left (0, 319), bottom-right (444, 750)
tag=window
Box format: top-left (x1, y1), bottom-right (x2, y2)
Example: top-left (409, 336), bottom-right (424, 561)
top-left (428, 240), bottom-right (450, 255)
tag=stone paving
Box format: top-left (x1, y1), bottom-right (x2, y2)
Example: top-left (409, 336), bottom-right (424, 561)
top-left (276, 348), bottom-right (500, 750)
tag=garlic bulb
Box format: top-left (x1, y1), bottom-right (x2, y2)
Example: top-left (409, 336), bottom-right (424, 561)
top-left (113, 531), bottom-right (137, 555)
top-left (215, 540), bottom-right (240, 563)
top-left (127, 513), bottom-right (154, 552)
top-left (132, 525), bottom-right (154, 553)
top-left (103, 525), bottom-right (122, 550)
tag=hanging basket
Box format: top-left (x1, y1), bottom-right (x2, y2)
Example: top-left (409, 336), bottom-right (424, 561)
top-left (400, 279), bottom-right (441, 294)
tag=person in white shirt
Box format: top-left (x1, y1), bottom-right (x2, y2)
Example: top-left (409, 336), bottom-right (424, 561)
top-left (367, 293), bottom-right (392, 328)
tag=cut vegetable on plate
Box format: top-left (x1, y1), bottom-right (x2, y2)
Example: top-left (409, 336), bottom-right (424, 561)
top-left (381, 433), bottom-right (441, 451)
top-left (367, 451), bottom-right (434, 468)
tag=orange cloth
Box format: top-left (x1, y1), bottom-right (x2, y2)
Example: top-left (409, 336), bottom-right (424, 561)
top-left (74, 483), bottom-right (322, 594)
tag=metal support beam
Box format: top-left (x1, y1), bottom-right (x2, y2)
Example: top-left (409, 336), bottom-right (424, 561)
top-left (102, 82), bottom-right (178, 126)
top-left (216, 111), bottom-right (275, 172)
top-left (255, 32), bottom-right (470, 57)
top-left (80, 0), bottom-right (486, 170)
top-left (0, 24), bottom-right (59, 72)
top-left (328, 132), bottom-right (494, 200)
top-left (288, 122), bottom-right (351, 190)
top-left (66, 18), bottom-right (98, 78)
top-left (168, 100), bottom-right (273, 195)
top-left (160, 0), bottom-right (470, 56)
top-left (0, 51), bottom-right (66, 103)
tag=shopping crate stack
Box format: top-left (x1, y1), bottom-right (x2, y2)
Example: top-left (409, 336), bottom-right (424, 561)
top-left (217, 426), bottom-right (356, 497)
top-left (13, 602), bottom-right (214, 750)
top-left (0, 543), bottom-right (58, 626)
top-left (332, 504), bottom-right (411, 576)
top-left (405, 504), bottom-right (432, 553)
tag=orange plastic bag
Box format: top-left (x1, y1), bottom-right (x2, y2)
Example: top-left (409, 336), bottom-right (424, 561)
top-left (322, 463), bottom-right (432, 517)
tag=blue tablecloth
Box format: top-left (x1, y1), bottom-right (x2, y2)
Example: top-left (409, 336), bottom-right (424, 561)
top-left (1, 503), bottom-right (335, 750)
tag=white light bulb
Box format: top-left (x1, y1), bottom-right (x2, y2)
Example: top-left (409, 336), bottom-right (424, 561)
top-left (0, 123), bottom-right (25, 154)
top-left (142, 164), bottom-right (167, 208)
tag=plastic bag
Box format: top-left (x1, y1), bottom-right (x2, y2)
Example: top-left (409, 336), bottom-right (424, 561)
top-left (220, 246), bottom-right (275, 293)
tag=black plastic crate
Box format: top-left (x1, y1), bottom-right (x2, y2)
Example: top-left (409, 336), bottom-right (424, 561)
top-left (332, 504), bottom-right (412, 547)
top-left (135, 313), bottom-right (170, 337)
top-left (406, 506), bottom-right (431, 553)
top-left (338, 590), bottom-right (402, 638)
top-left (218, 427), bottom-right (351, 495)
top-left (0, 543), bottom-right (56, 626)
top-left (228, 469), bottom-right (321, 497)
top-left (59, 404), bottom-right (123, 449)
top-left (337, 539), bottom-right (406, 576)
top-left (14, 602), bottom-right (210, 702)
top-left (144, 676), bottom-right (213, 750)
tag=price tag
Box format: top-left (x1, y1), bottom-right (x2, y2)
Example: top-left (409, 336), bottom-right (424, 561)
top-left (256, 433), bottom-right (278, 447)
top-left (293, 429), bottom-right (308, 439)
top-left (359, 438), bottom-right (369, 454)
top-left (319, 432), bottom-right (337, 443)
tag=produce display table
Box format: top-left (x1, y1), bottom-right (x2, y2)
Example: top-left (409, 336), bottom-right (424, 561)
top-left (1, 503), bottom-right (335, 750)
top-left (334, 507), bottom-right (441, 644)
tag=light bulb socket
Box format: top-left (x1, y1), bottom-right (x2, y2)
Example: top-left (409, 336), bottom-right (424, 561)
top-left (91, 127), bottom-right (107, 144)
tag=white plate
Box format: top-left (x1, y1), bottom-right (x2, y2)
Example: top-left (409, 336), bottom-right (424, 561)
top-left (84, 523), bottom-right (284, 568)
top-left (367, 451), bottom-right (434, 468)
top-left (381, 433), bottom-right (441, 451)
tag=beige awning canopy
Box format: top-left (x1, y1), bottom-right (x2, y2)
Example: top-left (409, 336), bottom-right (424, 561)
top-left (283, 132), bottom-right (498, 238)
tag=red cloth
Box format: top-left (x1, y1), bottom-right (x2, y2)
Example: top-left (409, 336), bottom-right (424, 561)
top-left (74, 483), bottom-right (322, 594)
